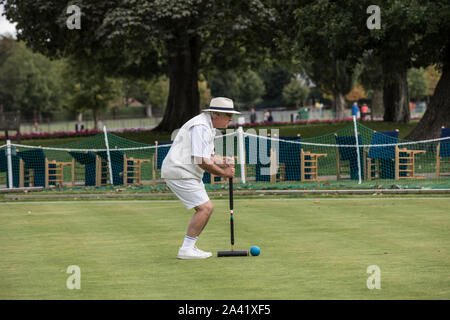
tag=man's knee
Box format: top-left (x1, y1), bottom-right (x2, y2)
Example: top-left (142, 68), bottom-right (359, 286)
top-left (196, 201), bottom-right (214, 215)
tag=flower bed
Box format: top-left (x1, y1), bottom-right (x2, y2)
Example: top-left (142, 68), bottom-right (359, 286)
top-left (0, 127), bottom-right (148, 141)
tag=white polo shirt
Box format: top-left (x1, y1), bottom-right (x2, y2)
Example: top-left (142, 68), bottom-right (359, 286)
top-left (190, 117), bottom-right (215, 158)
top-left (161, 112), bottom-right (216, 180)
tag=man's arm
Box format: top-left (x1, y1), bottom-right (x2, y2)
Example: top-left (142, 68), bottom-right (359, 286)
top-left (210, 154), bottom-right (235, 167)
top-left (196, 156), bottom-right (235, 178)
top-left (189, 125), bottom-right (234, 177)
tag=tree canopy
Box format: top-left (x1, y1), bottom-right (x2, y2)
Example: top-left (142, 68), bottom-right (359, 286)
top-left (285, 0), bottom-right (450, 137)
top-left (2, 0), bottom-right (449, 137)
top-left (1, 0), bottom-right (276, 132)
top-left (0, 37), bottom-right (63, 122)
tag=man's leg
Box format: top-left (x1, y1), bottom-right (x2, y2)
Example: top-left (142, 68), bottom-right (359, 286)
top-left (178, 201), bottom-right (214, 259)
top-left (186, 200), bottom-right (214, 238)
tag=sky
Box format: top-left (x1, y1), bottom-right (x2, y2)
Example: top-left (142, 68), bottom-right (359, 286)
top-left (0, 4), bottom-right (17, 37)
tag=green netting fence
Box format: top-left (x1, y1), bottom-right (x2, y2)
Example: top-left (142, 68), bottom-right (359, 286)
top-left (1, 121), bottom-right (449, 191)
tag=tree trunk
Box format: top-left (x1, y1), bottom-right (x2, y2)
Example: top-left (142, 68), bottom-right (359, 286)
top-left (146, 104), bottom-right (152, 118)
top-left (406, 48), bottom-right (450, 140)
top-left (333, 91), bottom-right (346, 119)
top-left (383, 68), bottom-right (410, 123)
top-left (371, 87), bottom-right (383, 119)
top-left (154, 37), bottom-right (201, 133)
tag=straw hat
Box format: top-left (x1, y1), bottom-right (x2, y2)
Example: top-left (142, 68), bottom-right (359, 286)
top-left (203, 97), bottom-right (241, 114)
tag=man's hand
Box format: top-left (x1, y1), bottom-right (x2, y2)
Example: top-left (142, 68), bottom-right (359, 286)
top-left (222, 166), bottom-right (235, 178)
top-left (197, 156), bottom-right (235, 178)
top-left (224, 156), bottom-right (235, 167)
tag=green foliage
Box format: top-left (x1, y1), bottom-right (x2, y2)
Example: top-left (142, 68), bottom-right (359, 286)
top-left (290, 1), bottom-right (366, 114)
top-left (258, 63), bottom-right (293, 108)
top-left (120, 77), bottom-right (169, 112)
top-left (207, 71), bottom-right (238, 99)
top-left (0, 0), bottom-right (278, 131)
top-left (233, 70), bottom-right (266, 110)
top-left (282, 77), bottom-right (310, 107)
top-left (1, 0), bottom-right (276, 77)
top-left (0, 38), bottom-right (63, 120)
top-left (145, 76), bottom-right (170, 112)
top-left (373, 1), bottom-right (450, 70)
top-left (61, 59), bottom-right (121, 129)
top-left (407, 68), bottom-right (427, 100)
top-left (359, 50), bottom-right (384, 95)
top-left (207, 70), bottom-right (266, 110)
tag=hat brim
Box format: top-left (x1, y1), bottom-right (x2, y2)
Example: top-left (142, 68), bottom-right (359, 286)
top-left (203, 108), bottom-right (241, 114)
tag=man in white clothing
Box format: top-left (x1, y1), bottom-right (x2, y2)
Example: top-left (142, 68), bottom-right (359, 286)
top-left (161, 97), bottom-right (240, 259)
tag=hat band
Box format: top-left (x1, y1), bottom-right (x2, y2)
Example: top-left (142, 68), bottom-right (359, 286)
top-left (207, 106), bottom-right (235, 111)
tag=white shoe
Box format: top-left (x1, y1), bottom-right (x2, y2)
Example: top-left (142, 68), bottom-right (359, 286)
top-left (177, 246), bottom-right (212, 259)
top-left (193, 246), bottom-right (212, 258)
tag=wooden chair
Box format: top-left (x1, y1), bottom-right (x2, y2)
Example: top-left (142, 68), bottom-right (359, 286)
top-left (123, 156), bottom-right (151, 186)
top-left (19, 159), bottom-right (35, 187)
top-left (271, 162), bottom-right (286, 183)
top-left (96, 155), bottom-right (110, 186)
top-left (45, 159), bottom-right (75, 188)
top-left (436, 127), bottom-right (450, 178)
top-left (72, 160), bottom-right (85, 186)
top-left (301, 149), bottom-right (327, 181)
top-left (394, 146), bottom-right (426, 180)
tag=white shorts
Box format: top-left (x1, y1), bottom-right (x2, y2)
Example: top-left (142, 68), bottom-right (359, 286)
top-left (165, 179), bottom-right (210, 210)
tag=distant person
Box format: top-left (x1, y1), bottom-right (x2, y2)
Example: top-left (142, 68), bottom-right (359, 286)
top-left (267, 111), bottom-right (273, 122)
top-left (361, 103), bottom-right (369, 120)
top-left (75, 122), bottom-right (84, 132)
top-left (314, 101), bottom-right (320, 116)
top-left (351, 102), bottom-right (359, 118)
top-left (250, 107), bottom-right (257, 124)
top-left (263, 109), bottom-right (270, 122)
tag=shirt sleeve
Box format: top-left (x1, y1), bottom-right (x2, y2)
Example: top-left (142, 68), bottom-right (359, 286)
top-left (190, 125), bottom-right (213, 158)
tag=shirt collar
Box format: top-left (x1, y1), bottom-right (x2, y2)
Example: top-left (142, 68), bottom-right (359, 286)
top-left (205, 112), bottom-right (213, 129)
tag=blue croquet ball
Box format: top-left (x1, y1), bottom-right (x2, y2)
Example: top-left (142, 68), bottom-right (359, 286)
top-left (250, 246), bottom-right (261, 256)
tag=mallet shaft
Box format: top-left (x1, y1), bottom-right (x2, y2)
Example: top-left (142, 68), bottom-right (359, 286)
top-left (229, 177), bottom-right (233, 210)
top-left (229, 178), bottom-right (235, 249)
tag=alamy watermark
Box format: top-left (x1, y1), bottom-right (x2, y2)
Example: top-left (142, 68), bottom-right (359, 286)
top-left (66, 265), bottom-right (81, 290)
top-left (367, 5), bottom-right (381, 30)
top-left (66, 5), bottom-right (81, 30)
top-left (366, 265), bottom-right (381, 290)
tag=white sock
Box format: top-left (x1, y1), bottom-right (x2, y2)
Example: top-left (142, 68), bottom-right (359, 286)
top-left (181, 235), bottom-right (198, 249)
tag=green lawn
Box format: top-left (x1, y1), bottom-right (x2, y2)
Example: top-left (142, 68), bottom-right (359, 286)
top-left (1, 197), bottom-right (449, 299)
